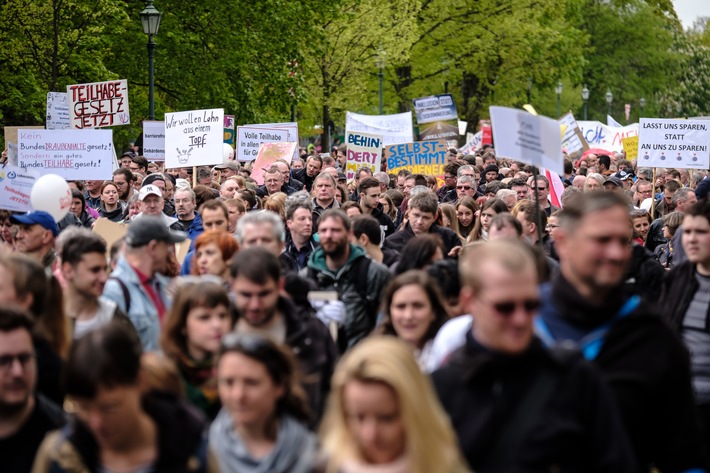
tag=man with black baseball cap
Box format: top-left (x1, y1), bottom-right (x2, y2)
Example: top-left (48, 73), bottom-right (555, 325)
top-left (10, 211), bottom-right (59, 270)
top-left (102, 216), bottom-right (186, 351)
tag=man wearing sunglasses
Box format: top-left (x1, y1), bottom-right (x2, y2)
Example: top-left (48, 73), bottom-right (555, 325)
top-left (537, 191), bottom-right (706, 471)
top-left (432, 240), bottom-right (635, 471)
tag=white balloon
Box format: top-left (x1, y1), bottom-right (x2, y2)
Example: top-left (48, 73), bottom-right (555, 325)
top-left (30, 174), bottom-right (71, 222)
top-left (223, 143), bottom-right (234, 161)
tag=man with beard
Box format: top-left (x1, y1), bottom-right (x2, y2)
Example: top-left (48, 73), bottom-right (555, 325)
top-left (304, 209), bottom-right (390, 347)
top-left (229, 247), bottom-right (337, 423)
top-left (173, 188), bottom-right (203, 243)
top-left (103, 217), bottom-right (187, 351)
top-left (0, 308), bottom-right (65, 473)
top-left (112, 168), bottom-right (135, 202)
top-left (536, 191), bottom-right (707, 471)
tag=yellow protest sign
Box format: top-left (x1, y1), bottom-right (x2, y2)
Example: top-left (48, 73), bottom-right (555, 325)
top-left (622, 136), bottom-right (639, 161)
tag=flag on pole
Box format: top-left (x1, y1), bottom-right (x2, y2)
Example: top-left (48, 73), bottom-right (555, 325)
top-left (542, 167), bottom-right (565, 208)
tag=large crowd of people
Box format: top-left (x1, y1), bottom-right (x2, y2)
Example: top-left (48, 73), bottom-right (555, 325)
top-left (1, 142), bottom-right (710, 472)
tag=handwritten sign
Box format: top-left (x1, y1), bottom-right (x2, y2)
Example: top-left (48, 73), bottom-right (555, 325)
top-left (67, 80), bottom-right (130, 129)
top-left (490, 106), bottom-right (563, 175)
top-left (346, 131), bottom-right (382, 181)
top-left (46, 92), bottom-right (70, 130)
top-left (17, 129), bottom-right (114, 179)
top-left (622, 136), bottom-right (638, 161)
top-left (577, 121), bottom-right (638, 152)
top-left (558, 112), bottom-right (588, 155)
top-left (143, 121), bottom-right (165, 161)
top-left (251, 142), bottom-right (297, 185)
top-left (346, 111), bottom-right (414, 146)
top-left (638, 118), bottom-right (710, 169)
top-left (236, 126), bottom-right (290, 162)
top-left (384, 140), bottom-right (446, 176)
top-left (0, 165), bottom-right (38, 212)
top-left (164, 109), bottom-right (224, 168)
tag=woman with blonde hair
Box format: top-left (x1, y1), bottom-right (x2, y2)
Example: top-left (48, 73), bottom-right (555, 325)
top-left (318, 336), bottom-right (469, 473)
top-left (438, 203), bottom-right (464, 243)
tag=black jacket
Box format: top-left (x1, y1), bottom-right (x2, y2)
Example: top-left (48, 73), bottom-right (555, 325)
top-left (659, 260), bottom-right (704, 331)
top-left (384, 222), bottom-right (461, 257)
top-left (433, 334), bottom-right (637, 472)
top-left (644, 218), bottom-right (666, 252)
top-left (368, 204), bottom-right (395, 238)
top-left (255, 183), bottom-right (298, 198)
top-left (541, 275), bottom-right (708, 471)
top-left (624, 243), bottom-right (665, 303)
top-left (291, 168), bottom-right (316, 192)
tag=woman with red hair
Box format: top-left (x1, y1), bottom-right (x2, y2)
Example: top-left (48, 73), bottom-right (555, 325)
top-left (190, 231), bottom-right (239, 281)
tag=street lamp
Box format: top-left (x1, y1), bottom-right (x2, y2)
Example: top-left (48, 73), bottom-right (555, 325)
top-left (555, 81), bottom-right (563, 117)
top-left (140, 0), bottom-right (162, 121)
top-left (582, 84), bottom-right (589, 120)
top-left (605, 89), bottom-right (613, 117)
top-left (376, 54), bottom-right (385, 115)
top-left (639, 97), bottom-right (646, 118)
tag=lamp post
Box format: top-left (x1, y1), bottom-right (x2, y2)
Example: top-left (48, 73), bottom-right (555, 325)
top-left (605, 89), bottom-right (613, 117)
top-left (582, 84), bottom-right (589, 120)
top-left (376, 55), bottom-right (385, 115)
top-left (555, 81), bottom-right (563, 118)
top-left (140, 1), bottom-right (162, 121)
top-left (639, 97), bottom-right (646, 118)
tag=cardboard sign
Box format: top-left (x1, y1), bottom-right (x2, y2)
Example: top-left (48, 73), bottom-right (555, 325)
top-left (577, 121), bottom-right (638, 152)
top-left (143, 121), bottom-right (165, 161)
top-left (4, 126), bottom-right (44, 149)
top-left (236, 126), bottom-right (290, 162)
top-left (164, 109), bottom-right (225, 169)
top-left (67, 80), bottom-right (130, 129)
top-left (251, 142), bottom-right (297, 185)
top-left (384, 140), bottom-right (447, 176)
top-left (345, 131), bottom-right (382, 181)
top-left (558, 112), bottom-right (588, 155)
top-left (18, 129), bottom-right (114, 179)
top-left (346, 111), bottom-right (413, 146)
top-left (46, 92), bottom-right (70, 130)
top-left (224, 115), bottom-right (235, 145)
top-left (489, 106), bottom-right (563, 175)
top-left (622, 136), bottom-right (639, 161)
top-left (0, 165), bottom-right (39, 212)
top-left (638, 118), bottom-right (710, 169)
top-left (93, 218), bottom-right (190, 264)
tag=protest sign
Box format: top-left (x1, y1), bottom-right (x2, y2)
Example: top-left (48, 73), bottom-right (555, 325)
top-left (18, 129), bottom-right (114, 180)
top-left (346, 111), bottom-right (414, 146)
top-left (622, 136), bottom-right (639, 161)
top-left (164, 108), bottom-right (224, 169)
top-left (224, 115), bottom-right (235, 145)
top-left (46, 92), bottom-right (70, 130)
top-left (251, 142), bottom-right (297, 185)
top-left (4, 126), bottom-right (44, 149)
top-left (0, 165), bottom-right (38, 212)
top-left (67, 80), bottom-right (130, 129)
top-left (489, 106), bottom-right (563, 175)
top-left (412, 94), bottom-right (458, 141)
top-left (237, 126), bottom-right (290, 162)
top-left (345, 131), bottom-right (382, 180)
top-left (384, 140), bottom-right (447, 177)
top-left (458, 121), bottom-right (467, 135)
top-left (479, 120), bottom-right (493, 146)
top-left (637, 118), bottom-right (710, 169)
top-left (577, 121), bottom-right (638, 152)
top-left (143, 121), bottom-right (165, 161)
top-left (558, 112), bottom-right (589, 155)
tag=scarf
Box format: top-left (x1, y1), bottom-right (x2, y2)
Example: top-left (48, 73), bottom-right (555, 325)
top-left (209, 410), bottom-right (317, 473)
top-left (178, 354), bottom-right (218, 405)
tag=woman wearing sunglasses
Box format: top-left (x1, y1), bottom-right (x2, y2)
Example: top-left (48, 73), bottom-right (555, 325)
top-left (162, 281), bottom-right (233, 420)
top-left (209, 333), bottom-right (316, 473)
top-left (377, 270), bottom-right (449, 370)
top-left (318, 336), bottom-right (469, 473)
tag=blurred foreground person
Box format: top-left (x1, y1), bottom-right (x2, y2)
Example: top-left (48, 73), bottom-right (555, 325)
top-left (33, 323), bottom-right (213, 472)
top-left (318, 336), bottom-right (469, 473)
top-left (433, 239), bottom-right (636, 472)
top-left (209, 333), bottom-right (316, 473)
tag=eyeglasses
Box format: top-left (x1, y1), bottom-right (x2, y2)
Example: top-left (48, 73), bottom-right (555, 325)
top-left (0, 353), bottom-right (35, 371)
top-left (530, 186), bottom-right (547, 191)
top-left (484, 298), bottom-right (541, 316)
top-left (457, 186), bottom-right (472, 190)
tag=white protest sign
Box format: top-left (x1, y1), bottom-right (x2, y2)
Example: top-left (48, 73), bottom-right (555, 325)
top-left (46, 92), bottom-right (70, 130)
top-left (164, 109), bottom-right (224, 168)
top-left (638, 118), bottom-right (710, 169)
top-left (558, 112), bottom-right (587, 154)
top-left (0, 165), bottom-right (38, 212)
top-left (142, 121), bottom-right (165, 161)
top-left (18, 129), bottom-right (114, 179)
top-left (346, 111), bottom-right (413, 146)
top-left (577, 121), bottom-right (638, 152)
top-left (490, 106), bottom-right (563, 175)
top-left (237, 126), bottom-right (290, 161)
top-left (7, 142), bottom-right (18, 167)
top-left (67, 80), bottom-right (130, 129)
top-left (345, 131), bottom-right (382, 181)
